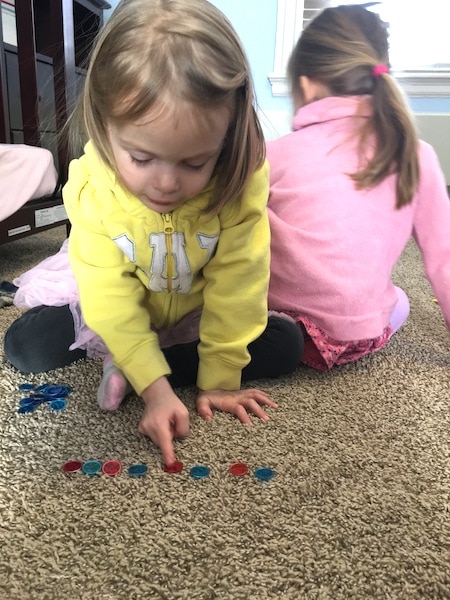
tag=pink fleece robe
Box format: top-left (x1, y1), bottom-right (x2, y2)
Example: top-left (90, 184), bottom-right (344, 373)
top-left (267, 96), bottom-right (450, 342)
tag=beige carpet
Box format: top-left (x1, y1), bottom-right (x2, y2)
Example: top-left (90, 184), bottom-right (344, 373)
top-left (0, 227), bottom-right (449, 600)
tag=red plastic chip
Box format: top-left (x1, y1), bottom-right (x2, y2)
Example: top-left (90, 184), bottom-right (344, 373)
top-left (102, 459), bottom-right (122, 477)
top-left (164, 460), bottom-right (184, 473)
top-left (229, 462), bottom-right (249, 477)
top-left (62, 460), bottom-right (83, 475)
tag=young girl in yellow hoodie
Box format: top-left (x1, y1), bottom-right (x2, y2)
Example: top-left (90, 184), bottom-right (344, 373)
top-left (4, 0), bottom-right (303, 465)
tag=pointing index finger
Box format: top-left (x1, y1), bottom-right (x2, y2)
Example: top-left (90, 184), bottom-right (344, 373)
top-left (157, 427), bottom-right (176, 466)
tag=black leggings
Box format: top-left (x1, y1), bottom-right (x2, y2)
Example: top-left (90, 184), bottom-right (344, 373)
top-left (3, 305), bottom-right (304, 387)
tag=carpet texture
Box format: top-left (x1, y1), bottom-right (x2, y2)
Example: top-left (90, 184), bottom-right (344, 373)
top-left (0, 227), bottom-right (449, 600)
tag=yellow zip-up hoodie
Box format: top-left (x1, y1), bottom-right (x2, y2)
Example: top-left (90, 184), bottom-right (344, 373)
top-left (63, 142), bottom-right (270, 395)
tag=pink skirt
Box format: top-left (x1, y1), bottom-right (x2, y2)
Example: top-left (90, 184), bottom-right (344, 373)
top-left (287, 313), bottom-right (392, 371)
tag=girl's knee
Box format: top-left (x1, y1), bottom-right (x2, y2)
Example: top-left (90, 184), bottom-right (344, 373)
top-left (3, 305), bottom-right (85, 373)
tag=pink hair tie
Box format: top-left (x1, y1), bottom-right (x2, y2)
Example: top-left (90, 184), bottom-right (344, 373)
top-left (372, 64), bottom-right (390, 78)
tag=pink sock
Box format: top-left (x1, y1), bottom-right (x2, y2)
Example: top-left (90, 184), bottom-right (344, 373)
top-left (97, 356), bottom-right (132, 411)
top-left (389, 286), bottom-right (410, 335)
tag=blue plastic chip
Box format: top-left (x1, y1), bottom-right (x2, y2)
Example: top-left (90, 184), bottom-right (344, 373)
top-left (19, 397), bottom-right (42, 408)
top-left (34, 384), bottom-right (50, 393)
top-left (49, 398), bottom-right (67, 411)
top-left (18, 383), bottom-right (35, 391)
top-left (45, 385), bottom-right (71, 397)
top-left (82, 460), bottom-right (102, 476)
top-left (17, 404), bottom-right (38, 414)
top-left (189, 465), bottom-right (210, 479)
top-left (254, 467), bottom-right (275, 481)
top-left (128, 464), bottom-right (148, 478)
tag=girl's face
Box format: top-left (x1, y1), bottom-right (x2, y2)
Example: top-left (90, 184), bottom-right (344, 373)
top-left (108, 102), bottom-right (231, 213)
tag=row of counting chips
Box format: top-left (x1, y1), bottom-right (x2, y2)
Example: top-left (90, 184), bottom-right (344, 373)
top-left (230, 463), bottom-right (276, 481)
top-left (62, 459), bottom-right (148, 478)
top-left (62, 459), bottom-right (274, 481)
top-left (163, 461), bottom-right (275, 481)
top-left (164, 461), bottom-right (210, 478)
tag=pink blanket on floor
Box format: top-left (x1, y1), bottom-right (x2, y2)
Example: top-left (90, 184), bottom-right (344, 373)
top-left (0, 144), bottom-right (58, 221)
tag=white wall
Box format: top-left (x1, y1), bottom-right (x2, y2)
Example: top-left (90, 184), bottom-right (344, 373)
top-left (415, 114), bottom-right (450, 183)
top-left (259, 109), bottom-right (450, 183)
top-left (5, 0), bottom-right (448, 183)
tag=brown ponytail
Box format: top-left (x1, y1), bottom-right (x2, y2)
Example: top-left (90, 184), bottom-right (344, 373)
top-left (288, 5), bottom-right (419, 208)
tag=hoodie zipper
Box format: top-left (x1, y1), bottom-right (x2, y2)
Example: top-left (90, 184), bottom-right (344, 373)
top-left (162, 212), bottom-right (174, 292)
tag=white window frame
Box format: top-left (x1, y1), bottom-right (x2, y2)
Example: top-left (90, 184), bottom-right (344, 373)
top-left (268, 0), bottom-right (450, 98)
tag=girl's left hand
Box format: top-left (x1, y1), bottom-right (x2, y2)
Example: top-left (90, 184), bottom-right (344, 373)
top-left (196, 388), bottom-right (278, 424)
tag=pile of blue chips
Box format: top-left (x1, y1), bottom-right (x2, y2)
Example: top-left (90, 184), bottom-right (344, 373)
top-left (17, 383), bottom-right (72, 414)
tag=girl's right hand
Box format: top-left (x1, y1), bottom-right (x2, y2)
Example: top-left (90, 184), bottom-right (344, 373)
top-left (138, 376), bottom-right (190, 465)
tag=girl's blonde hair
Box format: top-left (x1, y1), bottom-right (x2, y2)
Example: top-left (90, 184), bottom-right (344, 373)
top-left (288, 5), bottom-right (419, 208)
top-left (70, 0), bottom-right (265, 213)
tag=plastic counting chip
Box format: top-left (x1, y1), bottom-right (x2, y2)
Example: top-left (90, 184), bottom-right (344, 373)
top-left (62, 460), bottom-right (83, 476)
top-left (254, 467), bottom-right (275, 481)
top-left (164, 461), bottom-right (184, 474)
top-left (128, 464), bottom-right (148, 478)
top-left (102, 460), bottom-right (122, 477)
top-left (189, 465), bottom-right (210, 479)
top-left (82, 460), bottom-right (103, 477)
top-left (49, 399), bottom-right (67, 411)
top-left (229, 462), bottom-right (249, 476)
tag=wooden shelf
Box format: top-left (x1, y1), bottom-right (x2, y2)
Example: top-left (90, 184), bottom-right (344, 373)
top-left (0, 0), bottom-right (110, 246)
top-left (0, 194), bottom-right (70, 244)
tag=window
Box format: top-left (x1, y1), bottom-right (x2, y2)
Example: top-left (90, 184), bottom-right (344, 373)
top-left (1, 0), bottom-right (16, 46)
top-left (269, 0), bottom-right (450, 97)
